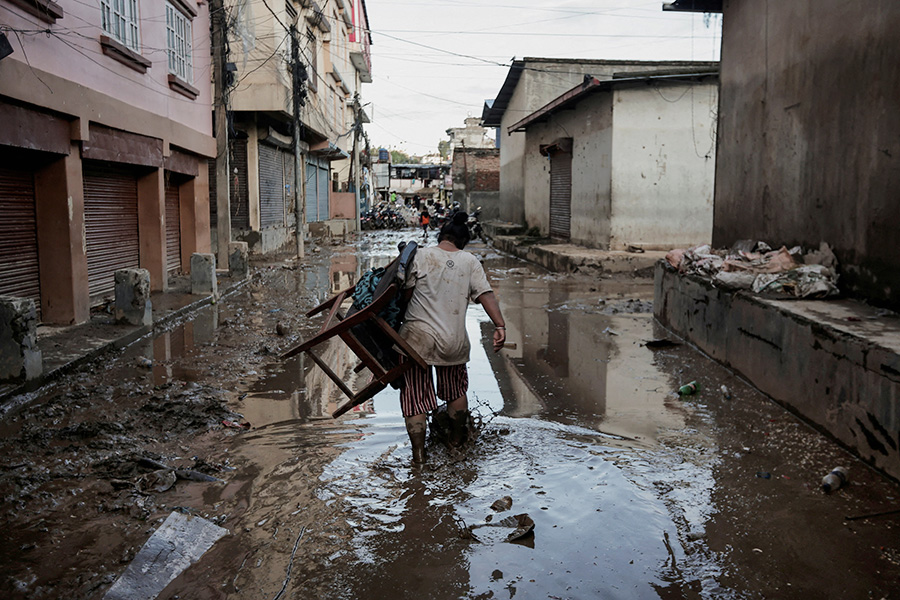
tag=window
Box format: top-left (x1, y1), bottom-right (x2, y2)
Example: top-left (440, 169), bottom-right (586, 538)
top-left (166, 3), bottom-right (193, 83)
top-left (101, 0), bottom-right (140, 52)
top-left (307, 29), bottom-right (318, 93)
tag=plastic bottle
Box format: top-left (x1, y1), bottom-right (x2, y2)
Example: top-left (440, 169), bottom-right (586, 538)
top-left (678, 381), bottom-right (699, 396)
top-left (822, 467), bottom-right (848, 493)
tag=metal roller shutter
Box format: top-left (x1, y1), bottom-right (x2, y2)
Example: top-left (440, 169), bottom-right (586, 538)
top-left (208, 157), bottom-right (217, 226)
top-left (0, 167), bottom-right (41, 316)
top-left (549, 151), bottom-right (572, 239)
top-left (317, 161), bottom-right (330, 222)
top-left (165, 182), bottom-right (182, 273)
top-left (259, 143), bottom-right (284, 228)
top-left (231, 138), bottom-right (249, 229)
top-left (306, 158), bottom-right (318, 223)
top-left (283, 149), bottom-right (294, 224)
top-left (83, 163), bottom-right (140, 301)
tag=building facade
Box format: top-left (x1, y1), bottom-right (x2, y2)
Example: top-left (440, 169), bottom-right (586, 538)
top-left (451, 148), bottom-right (500, 217)
top-left (701, 0), bottom-right (898, 308)
top-left (216, 0), bottom-right (371, 253)
top-left (482, 58), bottom-right (718, 227)
top-left (0, 0), bottom-right (215, 325)
top-left (510, 73), bottom-right (718, 250)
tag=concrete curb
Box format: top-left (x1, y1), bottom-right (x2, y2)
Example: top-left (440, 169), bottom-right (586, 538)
top-left (654, 260), bottom-right (900, 481)
top-left (0, 273), bottom-right (259, 407)
top-left (490, 235), bottom-right (663, 276)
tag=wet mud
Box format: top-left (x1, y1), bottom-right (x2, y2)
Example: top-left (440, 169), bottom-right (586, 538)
top-left (1, 230), bottom-right (898, 599)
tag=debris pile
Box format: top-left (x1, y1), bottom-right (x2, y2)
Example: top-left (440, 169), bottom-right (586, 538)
top-left (665, 240), bottom-right (840, 299)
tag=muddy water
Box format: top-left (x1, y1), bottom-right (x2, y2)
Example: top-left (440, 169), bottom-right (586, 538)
top-left (195, 233), bottom-right (899, 600)
top-left (5, 231), bottom-right (896, 599)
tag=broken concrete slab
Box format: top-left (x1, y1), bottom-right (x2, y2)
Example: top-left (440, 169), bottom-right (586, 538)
top-left (0, 296), bottom-right (42, 382)
top-left (103, 511), bottom-right (228, 600)
top-left (115, 268), bottom-right (152, 326)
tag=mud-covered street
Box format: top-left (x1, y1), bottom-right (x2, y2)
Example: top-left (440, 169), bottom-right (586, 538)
top-left (2, 231), bottom-right (899, 600)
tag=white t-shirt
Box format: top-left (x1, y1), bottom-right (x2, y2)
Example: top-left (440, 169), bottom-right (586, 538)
top-left (400, 246), bottom-right (493, 366)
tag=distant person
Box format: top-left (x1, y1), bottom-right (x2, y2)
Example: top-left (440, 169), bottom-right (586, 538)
top-left (399, 211), bottom-right (506, 464)
top-left (420, 210), bottom-right (430, 238)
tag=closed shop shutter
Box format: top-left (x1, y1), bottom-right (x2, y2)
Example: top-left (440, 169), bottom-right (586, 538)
top-left (259, 143), bottom-right (284, 228)
top-left (549, 151), bottom-right (572, 239)
top-left (83, 162), bottom-right (140, 301)
top-left (208, 158), bottom-right (217, 226)
top-left (165, 182), bottom-right (182, 273)
top-left (231, 138), bottom-right (250, 229)
top-left (317, 160), bottom-right (330, 221)
top-left (306, 158), bottom-right (318, 223)
top-left (0, 167), bottom-right (41, 316)
top-left (283, 149), bottom-right (294, 225)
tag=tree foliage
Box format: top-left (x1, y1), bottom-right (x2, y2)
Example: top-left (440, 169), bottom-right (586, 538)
top-left (390, 149), bottom-right (411, 164)
top-left (438, 140), bottom-right (451, 160)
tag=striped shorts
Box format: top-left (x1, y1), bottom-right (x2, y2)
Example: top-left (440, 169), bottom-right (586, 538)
top-left (400, 363), bottom-right (468, 418)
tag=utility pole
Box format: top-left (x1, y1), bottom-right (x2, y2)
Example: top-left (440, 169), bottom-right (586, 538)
top-left (348, 93), bottom-right (361, 232)
top-left (290, 24), bottom-right (306, 259)
top-left (210, 0), bottom-right (231, 268)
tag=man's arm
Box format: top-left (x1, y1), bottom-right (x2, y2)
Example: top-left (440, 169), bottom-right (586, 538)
top-left (476, 291), bottom-right (506, 352)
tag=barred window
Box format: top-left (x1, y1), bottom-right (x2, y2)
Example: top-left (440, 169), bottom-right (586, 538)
top-left (166, 3), bottom-right (193, 82)
top-left (100, 0), bottom-right (140, 52)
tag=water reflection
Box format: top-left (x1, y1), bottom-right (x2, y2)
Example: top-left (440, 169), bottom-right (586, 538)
top-left (136, 304), bottom-right (222, 385)
top-left (489, 271), bottom-right (681, 443)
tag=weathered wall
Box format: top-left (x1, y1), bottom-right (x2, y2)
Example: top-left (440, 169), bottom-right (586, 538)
top-left (610, 82), bottom-right (716, 250)
top-left (714, 0), bottom-right (900, 308)
top-left (1, 0), bottom-right (213, 152)
top-left (522, 92), bottom-right (613, 246)
top-left (451, 148), bottom-right (500, 216)
top-left (655, 263), bottom-right (900, 481)
top-left (499, 59), bottom-right (717, 228)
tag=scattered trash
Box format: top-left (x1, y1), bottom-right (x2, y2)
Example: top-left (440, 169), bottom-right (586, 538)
top-left (502, 342), bottom-right (518, 350)
top-left (135, 357), bottom-right (153, 369)
top-left (822, 466), bottom-right (848, 493)
top-left (275, 322), bottom-right (291, 336)
top-left (491, 496), bottom-right (513, 512)
top-left (666, 241), bottom-right (840, 299)
top-left (222, 420), bottom-right (251, 430)
top-left (720, 385), bottom-right (732, 399)
top-left (138, 469), bottom-right (177, 494)
top-left (103, 511), bottom-right (228, 600)
top-left (602, 327), bottom-right (619, 336)
top-left (463, 513), bottom-right (536, 544)
top-left (626, 244), bottom-right (645, 254)
top-left (756, 471), bottom-right (771, 479)
top-left (678, 381), bottom-right (699, 396)
top-left (645, 339), bottom-right (680, 349)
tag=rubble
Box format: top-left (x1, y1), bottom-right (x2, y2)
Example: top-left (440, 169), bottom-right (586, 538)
top-left (665, 241), bottom-right (840, 299)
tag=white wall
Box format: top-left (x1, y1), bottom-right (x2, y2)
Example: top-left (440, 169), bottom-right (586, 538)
top-left (609, 82), bottom-right (717, 250)
top-left (522, 92), bottom-right (613, 246)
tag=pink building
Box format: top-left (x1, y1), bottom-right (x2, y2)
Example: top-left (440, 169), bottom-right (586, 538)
top-left (0, 0), bottom-right (214, 325)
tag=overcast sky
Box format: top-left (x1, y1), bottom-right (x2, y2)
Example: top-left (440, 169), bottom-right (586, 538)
top-left (362, 0), bottom-right (722, 156)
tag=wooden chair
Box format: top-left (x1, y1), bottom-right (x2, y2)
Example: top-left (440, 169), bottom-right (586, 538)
top-left (281, 242), bottom-right (426, 417)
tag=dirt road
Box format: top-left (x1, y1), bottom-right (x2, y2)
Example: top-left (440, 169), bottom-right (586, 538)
top-left (1, 231), bottom-right (898, 599)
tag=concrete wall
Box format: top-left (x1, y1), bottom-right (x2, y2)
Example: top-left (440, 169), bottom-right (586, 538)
top-left (610, 82), bottom-right (716, 250)
top-left (498, 60), bottom-right (716, 227)
top-left (714, 0), bottom-right (900, 309)
top-left (0, 2), bottom-right (214, 324)
top-left (522, 92), bottom-right (613, 245)
top-left (451, 148), bottom-right (500, 216)
top-left (331, 192), bottom-right (356, 219)
top-left (655, 262), bottom-right (900, 480)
